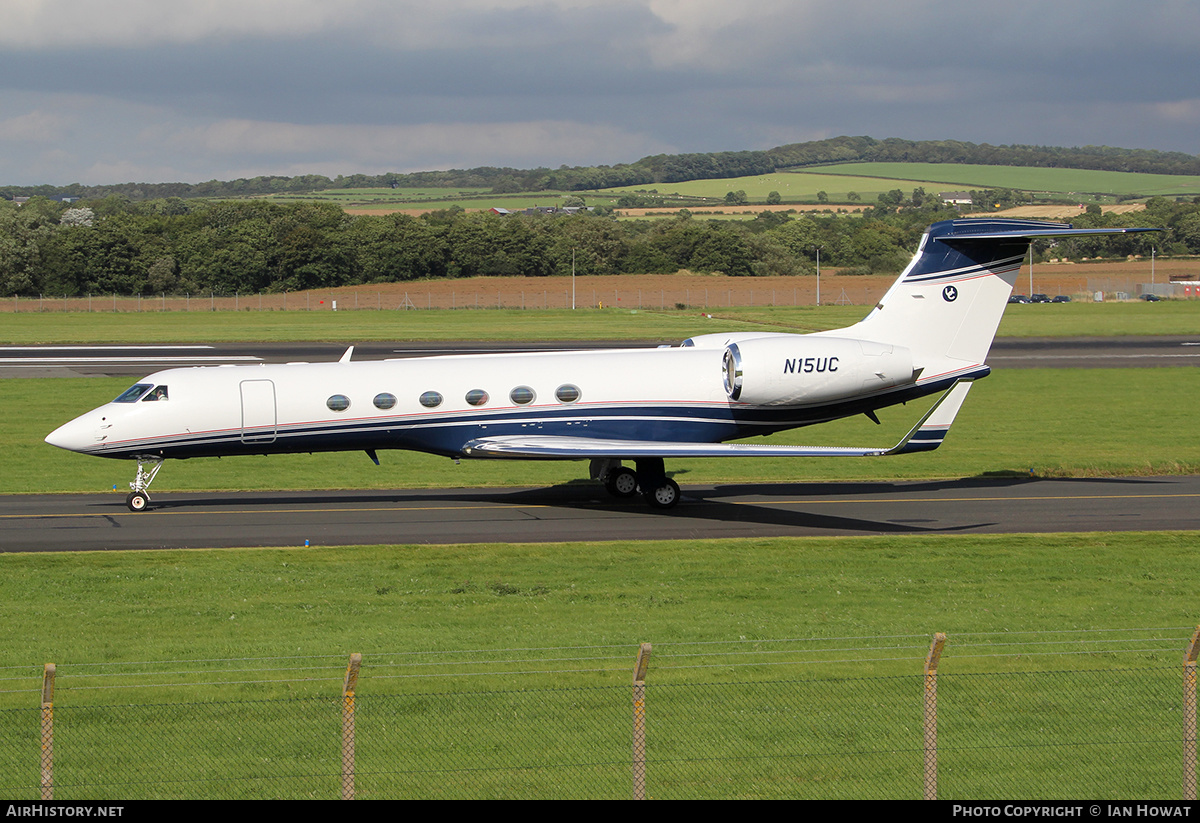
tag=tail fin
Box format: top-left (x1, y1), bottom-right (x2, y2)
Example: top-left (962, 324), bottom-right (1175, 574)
top-left (834, 219), bottom-right (1156, 377)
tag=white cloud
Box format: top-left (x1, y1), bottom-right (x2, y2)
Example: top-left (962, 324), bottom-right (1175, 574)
top-left (0, 0), bottom-right (647, 50)
top-left (163, 117), bottom-right (670, 173)
top-left (0, 108), bottom-right (70, 142)
top-left (0, 2), bottom-right (1197, 184)
top-left (0, 0), bottom-right (345, 48)
top-left (641, 0), bottom-right (800, 68)
top-left (1153, 99), bottom-right (1200, 125)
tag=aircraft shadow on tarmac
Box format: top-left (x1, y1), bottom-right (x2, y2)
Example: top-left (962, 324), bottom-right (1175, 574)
top-left (110, 481), bottom-right (995, 535)
top-left (92, 474), bottom-right (1170, 536)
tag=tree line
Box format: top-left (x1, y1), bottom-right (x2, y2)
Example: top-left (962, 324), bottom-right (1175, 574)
top-left (4, 137), bottom-right (1199, 203)
top-left (3, 193), bottom-right (1191, 298)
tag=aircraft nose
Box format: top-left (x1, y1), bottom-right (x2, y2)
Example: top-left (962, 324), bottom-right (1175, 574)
top-left (45, 415), bottom-right (102, 453)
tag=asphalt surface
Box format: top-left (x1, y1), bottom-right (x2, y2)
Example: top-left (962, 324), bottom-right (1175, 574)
top-left (3, 336), bottom-right (1200, 377)
top-left (4, 476), bottom-right (1198, 552)
top-left (7, 336), bottom-right (1197, 551)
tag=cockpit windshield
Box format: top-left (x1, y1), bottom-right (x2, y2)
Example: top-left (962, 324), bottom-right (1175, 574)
top-left (113, 383), bottom-right (152, 403)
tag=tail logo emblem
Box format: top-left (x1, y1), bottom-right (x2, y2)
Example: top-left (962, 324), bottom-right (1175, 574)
top-left (942, 285), bottom-right (958, 302)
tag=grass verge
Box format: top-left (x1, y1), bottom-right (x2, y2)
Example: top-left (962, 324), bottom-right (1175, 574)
top-left (2, 299), bottom-right (1199, 343)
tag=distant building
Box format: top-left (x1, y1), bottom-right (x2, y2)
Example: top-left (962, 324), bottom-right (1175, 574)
top-left (940, 192), bottom-right (973, 206)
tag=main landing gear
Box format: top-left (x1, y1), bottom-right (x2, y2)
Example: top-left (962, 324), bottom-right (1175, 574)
top-left (126, 456), bottom-right (163, 512)
top-left (594, 458), bottom-right (681, 510)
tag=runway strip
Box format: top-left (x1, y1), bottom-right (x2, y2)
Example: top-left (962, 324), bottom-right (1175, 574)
top-left (3, 475), bottom-right (1197, 552)
top-left (3, 336), bottom-right (1200, 376)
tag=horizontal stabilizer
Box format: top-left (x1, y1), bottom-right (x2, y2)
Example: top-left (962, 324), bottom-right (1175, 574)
top-left (461, 380), bottom-right (976, 460)
top-left (928, 221), bottom-right (1159, 242)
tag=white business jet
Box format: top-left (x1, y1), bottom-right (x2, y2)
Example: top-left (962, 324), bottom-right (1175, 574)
top-left (46, 219), bottom-right (1154, 512)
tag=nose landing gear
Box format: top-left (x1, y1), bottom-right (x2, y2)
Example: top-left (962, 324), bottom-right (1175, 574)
top-left (126, 456), bottom-right (163, 512)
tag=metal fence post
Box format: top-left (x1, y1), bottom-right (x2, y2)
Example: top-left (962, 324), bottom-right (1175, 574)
top-left (631, 643), bottom-right (652, 800)
top-left (342, 653), bottom-right (362, 800)
top-left (1184, 627), bottom-right (1199, 801)
top-left (40, 663), bottom-right (55, 800)
top-left (924, 633), bottom-right (946, 800)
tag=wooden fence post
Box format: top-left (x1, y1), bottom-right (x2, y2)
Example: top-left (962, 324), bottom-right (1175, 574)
top-left (923, 633), bottom-right (946, 800)
top-left (1184, 627), bottom-right (1199, 801)
top-left (342, 653), bottom-right (362, 800)
top-left (40, 663), bottom-right (55, 800)
top-left (631, 643), bottom-right (652, 800)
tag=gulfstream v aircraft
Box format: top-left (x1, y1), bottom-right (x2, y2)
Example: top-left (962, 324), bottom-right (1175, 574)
top-left (46, 219), bottom-right (1154, 512)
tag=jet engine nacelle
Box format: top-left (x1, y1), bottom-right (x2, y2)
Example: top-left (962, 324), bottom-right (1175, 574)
top-left (723, 336), bottom-right (916, 406)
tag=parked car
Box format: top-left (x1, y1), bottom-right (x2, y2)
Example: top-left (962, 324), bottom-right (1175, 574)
top-left (1030, 293), bottom-right (1051, 303)
top-left (1008, 294), bottom-right (1030, 304)
top-left (1051, 295), bottom-right (1071, 303)
top-left (1139, 293), bottom-right (1161, 302)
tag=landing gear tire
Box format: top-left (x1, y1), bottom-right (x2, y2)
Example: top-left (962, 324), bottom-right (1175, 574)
top-left (126, 491), bottom-right (150, 512)
top-left (604, 467), bottom-right (639, 499)
top-left (643, 477), bottom-right (680, 510)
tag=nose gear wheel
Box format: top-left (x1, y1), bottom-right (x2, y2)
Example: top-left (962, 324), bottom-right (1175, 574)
top-left (126, 456), bottom-right (163, 512)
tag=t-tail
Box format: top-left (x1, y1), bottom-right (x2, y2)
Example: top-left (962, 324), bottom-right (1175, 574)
top-left (827, 219), bottom-right (1157, 380)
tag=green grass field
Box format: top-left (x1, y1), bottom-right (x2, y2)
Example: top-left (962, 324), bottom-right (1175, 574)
top-left (1, 533), bottom-right (1194, 688)
top-left (593, 163), bottom-right (1200, 203)
top-left (3, 298), bottom-right (1198, 344)
top-left (252, 161), bottom-right (1200, 211)
top-left (264, 186), bottom-right (627, 212)
top-left (803, 162), bottom-right (1200, 198)
top-left (601, 171), bottom-right (939, 204)
top-left (1, 532), bottom-right (1192, 798)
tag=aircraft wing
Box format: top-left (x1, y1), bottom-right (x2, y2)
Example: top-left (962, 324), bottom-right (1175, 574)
top-left (462, 380), bottom-right (975, 460)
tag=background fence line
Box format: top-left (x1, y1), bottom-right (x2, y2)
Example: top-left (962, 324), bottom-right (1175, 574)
top-left (6, 278), bottom-right (1192, 315)
top-left (5, 285), bottom-right (886, 314)
top-left (2, 627), bottom-right (1196, 800)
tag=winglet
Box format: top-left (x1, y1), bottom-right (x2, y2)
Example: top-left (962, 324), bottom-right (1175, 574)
top-left (884, 379), bottom-right (975, 455)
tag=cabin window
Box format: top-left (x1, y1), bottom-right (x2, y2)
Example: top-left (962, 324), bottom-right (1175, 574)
top-left (113, 384), bottom-right (152, 403)
top-left (373, 392), bottom-right (397, 410)
top-left (465, 389), bottom-right (489, 406)
top-left (142, 385), bottom-right (169, 402)
top-left (419, 391), bottom-right (443, 409)
top-left (555, 384), bottom-right (581, 404)
top-left (327, 394), bottom-right (351, 412)
top-left (509, 386), bottom-right (535, 405)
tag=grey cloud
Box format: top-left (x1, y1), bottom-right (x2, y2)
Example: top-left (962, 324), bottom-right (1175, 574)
top-left (0, 1), bottom-right (1196, 185)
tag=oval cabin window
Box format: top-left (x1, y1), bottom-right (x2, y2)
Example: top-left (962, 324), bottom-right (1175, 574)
top-left (509, 386), bottom-right (535, 405)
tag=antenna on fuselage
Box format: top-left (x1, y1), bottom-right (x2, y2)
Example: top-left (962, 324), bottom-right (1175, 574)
top-left (339, 346), bottom-right (354, 363)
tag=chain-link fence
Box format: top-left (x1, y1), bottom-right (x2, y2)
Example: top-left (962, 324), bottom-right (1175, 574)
top-left (3, 281), bottom-right (882, 314)
top-left (2, 630), bottom-right (1196, 800)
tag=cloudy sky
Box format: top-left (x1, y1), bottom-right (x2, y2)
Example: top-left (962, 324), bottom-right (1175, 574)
top-left (2, 0), bottom-right (1197, 186)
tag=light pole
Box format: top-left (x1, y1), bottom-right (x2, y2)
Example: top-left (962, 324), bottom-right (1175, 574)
top-left (815, 247), bottom-right (822, 306)
top-left (1029, 243), bottom-right (1034, 295)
